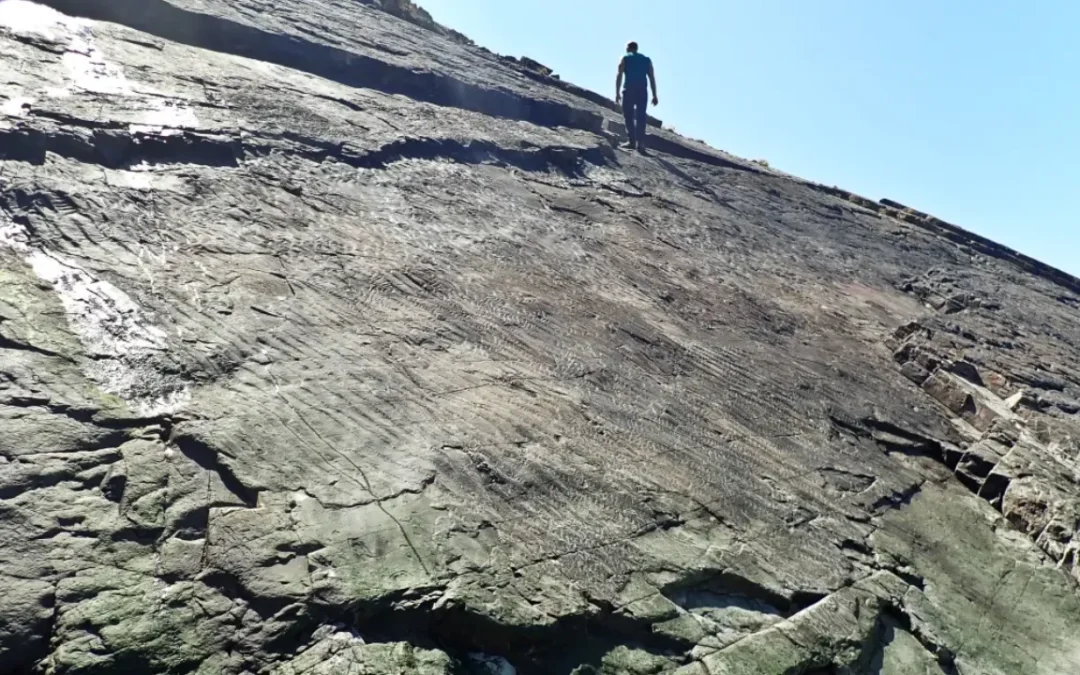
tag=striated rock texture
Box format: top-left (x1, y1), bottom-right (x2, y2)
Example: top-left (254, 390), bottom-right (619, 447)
top-left (2, 1), bottom-right (1080, 673)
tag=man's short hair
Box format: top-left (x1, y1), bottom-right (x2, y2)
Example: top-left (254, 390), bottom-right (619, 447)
top-left (627, 41), bottom-right (638, 53)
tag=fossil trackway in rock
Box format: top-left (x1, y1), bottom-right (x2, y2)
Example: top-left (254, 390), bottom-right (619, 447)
top-left (2, 1), bottom-right (1080, 673)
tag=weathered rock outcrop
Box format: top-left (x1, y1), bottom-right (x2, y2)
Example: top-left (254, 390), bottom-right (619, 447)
top-left (2, 1), bottom-right (1080, 673)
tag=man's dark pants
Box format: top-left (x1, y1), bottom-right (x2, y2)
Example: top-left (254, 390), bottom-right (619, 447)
top-left (622, 86), bottom-right (648, 146)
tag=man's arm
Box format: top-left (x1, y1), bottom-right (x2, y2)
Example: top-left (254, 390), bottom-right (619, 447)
top-left (648, 61), bottom-right (658, 105)
top-left (615, 57), bottom-right (625, 103)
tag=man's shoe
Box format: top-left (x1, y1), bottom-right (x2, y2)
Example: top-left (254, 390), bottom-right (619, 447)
top-left (623, 140), bottom-right (637, 149)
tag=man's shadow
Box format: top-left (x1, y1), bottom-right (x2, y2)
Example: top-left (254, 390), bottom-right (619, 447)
top-left (650, 153), bottom-right (739, 212)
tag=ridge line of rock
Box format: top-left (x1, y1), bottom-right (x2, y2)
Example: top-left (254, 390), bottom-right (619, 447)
top-left (806, 181), bottom-right (1080, 299)
top-left (34, 0), bottom-right (608, 135)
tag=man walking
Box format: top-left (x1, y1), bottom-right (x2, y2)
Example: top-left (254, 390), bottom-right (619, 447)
top-left (616, 41), bottom-right (658, 150)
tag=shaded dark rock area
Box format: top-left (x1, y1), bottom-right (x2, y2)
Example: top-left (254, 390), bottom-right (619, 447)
top-left (2, 1), bottom-right (1080, 673)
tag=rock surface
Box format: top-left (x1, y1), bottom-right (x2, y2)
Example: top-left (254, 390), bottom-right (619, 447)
top-left (2, 1), bottom-right (1080, 673)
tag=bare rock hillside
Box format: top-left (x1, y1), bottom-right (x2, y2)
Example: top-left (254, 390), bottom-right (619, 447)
top-left (2, 1), bottom-right (1080, 673)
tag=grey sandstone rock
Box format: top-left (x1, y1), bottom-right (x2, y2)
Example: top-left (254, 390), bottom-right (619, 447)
top-left (2, 0), bottom-right (1080, 673)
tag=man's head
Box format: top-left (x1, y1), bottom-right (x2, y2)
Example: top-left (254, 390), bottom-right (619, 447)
top-left (626, 41), bottom-right (638, 54)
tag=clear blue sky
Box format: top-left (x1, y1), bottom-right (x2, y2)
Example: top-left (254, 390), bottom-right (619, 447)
top-left (420, 0), bottom-right (1079, 277)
